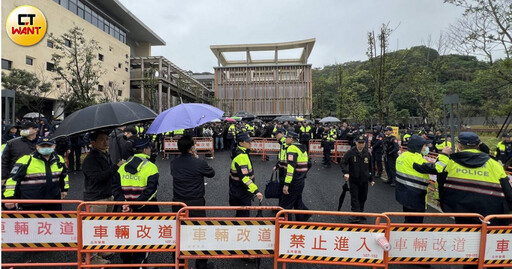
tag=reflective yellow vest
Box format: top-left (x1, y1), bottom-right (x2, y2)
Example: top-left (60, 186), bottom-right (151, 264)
top-left (230, 146), bottom-right (259, 194)
top-left (327, 129), bottom-right (337, 142)
top-left (117, 153), bottom-right (158, 201)
top-left (4, 153), bottom-right (69, 199)
top-left (436, 140), bottom-right (452, 151)
top-left (278, 136), bottom-right (289, 169)
top-left (285, 143), bottom-right (309, 185)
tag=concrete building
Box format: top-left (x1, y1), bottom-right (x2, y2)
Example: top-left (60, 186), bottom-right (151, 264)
top-left (2, 0), bottom-right (211, 123)
top-left (211, 39), bottom-right (315, 119)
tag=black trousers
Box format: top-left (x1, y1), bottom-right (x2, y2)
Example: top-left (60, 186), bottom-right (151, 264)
top-left (172, 198), bottom-right (208, 269)
top-left (68, 147), bottom-right (82, 171)
top-left (322, 141), bottom-right (334, 165)
top-left (384, 155), bottom-right (397, 182)
top-left (120, 202), bottom-right (160, 268)
top-left (372, 151), bottom-right (383, 174)
top-left (402, 206), bottom-right (424, 224)
top-left (229, 195), bottom-right (252, 217)
top-left (349, 181), bottom-right (368, 213)
top-left (279, 183), bottom-right (309, 221)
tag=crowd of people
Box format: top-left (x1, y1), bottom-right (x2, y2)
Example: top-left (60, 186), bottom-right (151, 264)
top-left (1, 117), bottom-right (511, 268)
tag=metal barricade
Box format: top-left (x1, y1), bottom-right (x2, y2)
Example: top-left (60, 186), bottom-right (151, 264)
top-left (76, 201), bottom-right (188, 268)
top-left (2, 199), bottom-right (83, 268)
top-left (163, 137), bottom-right (214, 159)
top-left (176, 206), bottom-right (282, 263)
top-left (479, 214), bottom-right (512, 268)
top-left (274, 210), bottom-right (391, 269)
top-left (382, 212), bottom-right (484, 268)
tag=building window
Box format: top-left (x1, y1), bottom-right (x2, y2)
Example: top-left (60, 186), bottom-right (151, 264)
top-left (2, 59), bottom-right (12, 70)
top-left (47, 40), bottom-right (54, 48)
top-left (118, 63), bottom-right (122, 68)
top-left (109, 46), bottom-right (113, 52)
top-left (46, 62), bottom-right (55, 71)
top-left (118, 90), bottom-right (122, 97)
top-left (98, 54), bottom-right (104, 61)
top-left (125, 67), bottom-right (128, 72)
top-left (125, 54), bottom-right (129, 59)
top-left (122, 80), bottom-right (126, 85)
top-left (108, 81), bottom-right (113, 87)
top-left (98, 85), bottom-right (103, 92)
top-left (64, 38), bottom-right (71, 47)
top-left (26, 57), bottom-right (33, 66)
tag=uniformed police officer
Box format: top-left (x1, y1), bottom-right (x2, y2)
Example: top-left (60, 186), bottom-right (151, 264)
top-left (371, 126), bottom-right (385, 178)
top-left (496, 133), bottom-right (512, 166)
top-left (112, 138), bottom-right (159, 266)
top-left (299, 122), bottom-right (313, 150)
top-left (4, 137), bottom-right (69, 211)
top-left (341, 135), bottom-right (375, 223)
top-left (229, 133), bottom-right (263, 217)
top-left (435, 134), bottom-right (452, 153)
top-left (273, 128), bottom-right (288, 184)
top-left (226, 123), bottom-right (237, 150)
top-left (395, 135), bottom-right (444, 223)
top-left (280, 131), bottom-right (311, 221)
top-left (401, 129), bottom-right (412, 148)
top-left (383, 126), bottom-right (400, 186)
top-left (322, 125), bottom-right (337, 167)
top-left (437, 132), bottom-right (512, 269)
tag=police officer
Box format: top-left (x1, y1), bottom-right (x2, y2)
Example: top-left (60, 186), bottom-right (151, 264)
top-left (299, 122), bottom-right (313, 150)
top-left (401, 129), bottom-right (412, 148)
top-left (4, 137), bottom-right (69, 211)
top-left (371, 126), bottom-right (385, 178)
top-left (395, 135), bottom-right (444, 223)
top-left (436, 132), bottom-right (512, 269)
top-left (341, 135), bottom-right (375, 223)
top-left (383, 126), bottom-right (400, 186)
top-left (226, 123), bottom-right (237, 150)
top-left (2, 122), bottom-right (39, 183)
top-left (322, 125), bottom-right (337, 167)
top-left (435, 134), bottom-right (452, 153)
top-left (496, 133), bottom-right (512, 166)
top-left (280, 131), bottom-right (311, 221)
top-left (112, 138), bottom-right (159, 266)
top-left (229, 133), bottom-right (263, 217)
top-left (273, 128), bottom-right (288, 184)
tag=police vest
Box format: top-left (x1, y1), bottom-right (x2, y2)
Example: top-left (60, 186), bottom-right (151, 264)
top-left (118, 154), bottom-right (158, 201)
top-left (230, 146), bottom-right (259, 194)
top-left (284, 143), bottom-right (309, 185)
top-left (135, 126), bottom-right (145, 135)
top-left (4, 154), bottom-right (69, 199)
top-left (278, 136), bottom-right (289, 169)
top-left (300, 126), bottom-right (312, 141)
top-left (174, 129), bottom-right (184, 135)
top-left (327, 129), bottom-right (337, 142)
top-left (437, 149), bottom-right (508, 216)
top-left (395, 151), bottom-right (437, 211)
top-left (435, 140), bottom-right (452, 151)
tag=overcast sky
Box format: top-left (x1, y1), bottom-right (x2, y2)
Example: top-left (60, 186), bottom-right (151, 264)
top-left (119, 0), bottom-right (465, 73)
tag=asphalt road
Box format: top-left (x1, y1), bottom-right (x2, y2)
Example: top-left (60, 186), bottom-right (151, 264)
top-left (2, 151), bottom-right (465, 269)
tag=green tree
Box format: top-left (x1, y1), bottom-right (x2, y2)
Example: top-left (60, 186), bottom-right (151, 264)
top-left (49, 27), bottom-right (102, 112)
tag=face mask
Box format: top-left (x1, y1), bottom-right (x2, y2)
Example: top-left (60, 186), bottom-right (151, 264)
top-left (38, 147), bottom-right (54, 155)
top-left (20, 129), bottom-right (31, 137)
top-left (421, 147), bottom-right (429, 156)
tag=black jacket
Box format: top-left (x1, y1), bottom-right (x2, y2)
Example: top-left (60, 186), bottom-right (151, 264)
top-left (171, 153), bottom-right (215, 200)
top-left (82, 148), bottom-right (119, 201)
top-left (371, 131), bottom-right (385, 153)
top-left (2, 137), bottom-right (37, 180)
top-left (341, 147), bottom-right (373, 183)
top-left (384, 135), bottom-right (400, 157)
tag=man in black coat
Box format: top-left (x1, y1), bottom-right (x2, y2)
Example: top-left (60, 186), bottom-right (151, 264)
top-left (341, 135), bottom-right (374, 223)
top-left (2, 122), bottom-right (39, 182)
top-left (371, 126), bottom-right (385, 178)
top-left (171, 135), bottom-right (215, 269)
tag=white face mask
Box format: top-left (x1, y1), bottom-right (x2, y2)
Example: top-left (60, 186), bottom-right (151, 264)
top-left (20, 129), bottom-right (31, 137)
top-left (422, 147), bottom-right (430, 156)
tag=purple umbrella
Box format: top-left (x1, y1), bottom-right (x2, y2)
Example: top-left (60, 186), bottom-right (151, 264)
top-left (146, 103), bottom-right (224, 134)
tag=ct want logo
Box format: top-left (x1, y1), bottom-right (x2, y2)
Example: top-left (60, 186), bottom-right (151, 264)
top-left (6, 5), bottom-right (47, 46)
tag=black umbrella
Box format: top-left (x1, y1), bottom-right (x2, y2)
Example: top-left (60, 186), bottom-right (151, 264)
top-left (52, 102), bottom-right (157, 138)
top-left (337, 182), bottom-right (350, 211)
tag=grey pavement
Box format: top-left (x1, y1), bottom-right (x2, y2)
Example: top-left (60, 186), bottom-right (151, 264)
top-left (2, 151), bottom-right (465, 268)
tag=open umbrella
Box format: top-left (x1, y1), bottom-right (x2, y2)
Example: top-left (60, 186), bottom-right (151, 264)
top-left (147, 103), bottom-right (224, 134)
top-left (224, 117), bottom-right (236, 122)
top-left (23, 112), bottom-right (45, 119)
top-left (251, 119), bottom-right (263, 123)
top-left (320, 116), bottom-right (341, 123)
top-left (52, 102), bottom-right (157, 138)
top-left (274, 116), bottom-right (300, 122)
top-left (210, 118), bottom-right (221, 123)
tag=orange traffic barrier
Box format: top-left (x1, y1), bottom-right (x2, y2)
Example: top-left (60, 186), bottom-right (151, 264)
top-left (76, 201), bottom-right (188, 268)
top-left (478, 214), bottom-right (512, 268)
top-left (249, 137), bottom-right (268, 160)
top-left (274, 210), bottom-right (391, 269)
top-left (163, 137), bottom-right (215, 159)
top-left (381, 212), bottom-right (484, 267)
top-left (176, 206), bottom-right (283, 263)
top-left (1, 199), bottom-right (83, 268)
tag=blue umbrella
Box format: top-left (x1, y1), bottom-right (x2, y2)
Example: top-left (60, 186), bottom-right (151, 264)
top-left (146, 103), bottom-right (224, 134)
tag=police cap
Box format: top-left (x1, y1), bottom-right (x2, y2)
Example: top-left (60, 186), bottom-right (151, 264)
top-left (384, 126), bottom-right (393, 132)
top-left (503, 133), bottom-right (511, 138)
top-left (356, 135), bottom-right (365, 143)
top-left (21, 122), bottom-right (39, 129)
top-left (458, 132), bottom-right (481, 146)
top-left (236, 132), bottom-right (252, 143)
top-left (286, 131), bottom-right (299, 140)
top-left (133, 138), bottom-right (151, 149)
top-left (37, 136), bottom-right (55, 146)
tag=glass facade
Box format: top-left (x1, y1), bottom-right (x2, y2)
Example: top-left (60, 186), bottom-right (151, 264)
top-left (53, 0), bottom-right (126, 43)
